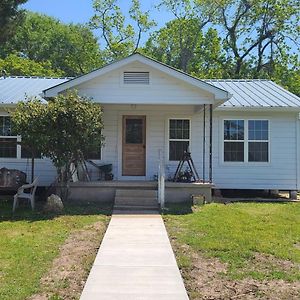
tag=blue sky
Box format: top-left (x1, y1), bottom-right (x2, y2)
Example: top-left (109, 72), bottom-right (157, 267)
top-left (22, 0), bottom-right (173, 44)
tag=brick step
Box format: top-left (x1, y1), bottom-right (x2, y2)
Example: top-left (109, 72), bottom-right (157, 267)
top-left (115, 189), bottom-right (157, 198)
top-left (115, 196), bottom-right (158, 206)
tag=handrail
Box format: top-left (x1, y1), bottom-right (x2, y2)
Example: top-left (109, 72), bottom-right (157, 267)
top-left (158, 149), bottom-right (165, 209)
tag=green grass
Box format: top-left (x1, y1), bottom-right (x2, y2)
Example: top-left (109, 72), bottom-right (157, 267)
top-left (0, 197), bottom-right (112, 300)
top-left (164, 202), bottom-right (300, 281)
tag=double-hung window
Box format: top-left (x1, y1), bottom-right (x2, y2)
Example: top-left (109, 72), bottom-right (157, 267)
top-left (248, 120), bottom-right (269, 162)
top-left (169, 119), bottom-right (190, 161)
top-left (0, 116), bottom-right (18, 158)
top-left (224, 120), bottom-right (245, 162)
top-left (223, 119), bottom-right (269, 163)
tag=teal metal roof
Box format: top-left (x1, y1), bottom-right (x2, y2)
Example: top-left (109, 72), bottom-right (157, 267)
top-left (0, 76), bottom-right (70, 104)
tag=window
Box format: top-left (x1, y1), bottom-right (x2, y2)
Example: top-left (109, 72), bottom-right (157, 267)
top-left (0, 116), bottom-right (17, 158)
top-left (123, 72), bottom-right (150, 84)
top-left (223, 119), bottom-right (269, 163)
top-left (224, 120), bottom-right (244, 162)
top-left (169, 119), bottom-right (190, 161)
top-left (248, 120), bottom-right (269, 162)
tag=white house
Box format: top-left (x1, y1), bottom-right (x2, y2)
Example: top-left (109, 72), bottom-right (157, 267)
top-left (1, 53), bottom-right (300, 201)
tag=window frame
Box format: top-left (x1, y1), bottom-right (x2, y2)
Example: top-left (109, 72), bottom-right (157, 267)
top-left (167, 117), bottom-right (192, 162)
top-left (0, 114), bottom-right (45, 160)
top-left (0, 115), bottom-right (21, 159)
top-left (248, 120), bottom-right (269, 162)
top-left (221, 118), bottom-right (270, 164)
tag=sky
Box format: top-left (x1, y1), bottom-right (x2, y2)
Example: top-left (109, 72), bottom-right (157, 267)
top-left (22, 0), bottom-right (173, 44)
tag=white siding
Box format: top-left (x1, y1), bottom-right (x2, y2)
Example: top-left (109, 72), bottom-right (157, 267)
top-left (1, 107), bottom-right (298, 190)
top-left (212, 111), bottom-right (298, 190)
top-left (75, 61), bottom-right (214, 105)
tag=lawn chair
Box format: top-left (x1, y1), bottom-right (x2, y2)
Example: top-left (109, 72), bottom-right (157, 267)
top-left (13, 177), bottom-right (38, 212)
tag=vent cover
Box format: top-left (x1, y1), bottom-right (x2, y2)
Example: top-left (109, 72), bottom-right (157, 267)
top-left (123, 72), bottom-right (150, 84)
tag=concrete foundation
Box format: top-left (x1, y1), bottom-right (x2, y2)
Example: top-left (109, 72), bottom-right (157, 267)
top-left (66, 181), bottom-right (213, 204)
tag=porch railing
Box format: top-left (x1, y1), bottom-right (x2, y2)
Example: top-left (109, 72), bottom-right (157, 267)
top-left (158, 149), bottom-right (165, 209)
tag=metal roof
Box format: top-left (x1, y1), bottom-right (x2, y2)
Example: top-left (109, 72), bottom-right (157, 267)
top-left (0, 76), bottom-right (299, 109)
top-left (0, 76), bottom-right (70, 104)
top-left (205, 79), bottom-right (300, 108)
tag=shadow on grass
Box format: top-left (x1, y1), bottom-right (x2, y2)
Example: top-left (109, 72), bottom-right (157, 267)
top-left (163, 201), bottom-right (194, 215)
top-left (0, 195), bottom-right (113, 223)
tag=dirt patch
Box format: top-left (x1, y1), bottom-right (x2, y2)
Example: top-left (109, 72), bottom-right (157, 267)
top-left (172, 242), bottom-right (300, 300)
top-left (28, 221), bottom-right (107, 300)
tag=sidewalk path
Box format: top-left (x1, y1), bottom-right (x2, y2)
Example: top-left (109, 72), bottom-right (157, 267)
top-left (80, 210), bottom-right (189, 299)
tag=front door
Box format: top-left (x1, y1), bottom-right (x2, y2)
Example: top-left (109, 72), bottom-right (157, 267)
top-left (122, 116), bottom-right (146, 176)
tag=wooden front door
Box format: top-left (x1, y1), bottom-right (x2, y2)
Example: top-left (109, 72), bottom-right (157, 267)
top-left (122, 116), bottom-right (146, 176)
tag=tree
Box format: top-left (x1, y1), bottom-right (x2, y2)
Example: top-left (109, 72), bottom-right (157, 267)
top-left (2, 12), bottom-right (103, 76)
top-left (0, 53), bottom-right (63, 77)
top-left (213, 0), bottom-right (300, 77)
top-left (0, 0), bottom-right (27, 45)
top-left (90, 0), bottom-right (156, 61)
top-left (11, 90), bottom-right (104, 185)
top-left (155, 0), bottom-right (219, 72)
top-left (144, 19), bottom-right (225, 78)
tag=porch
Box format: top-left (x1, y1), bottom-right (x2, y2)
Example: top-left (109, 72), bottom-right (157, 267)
top-left (67, 180), bottom-right (213, 204)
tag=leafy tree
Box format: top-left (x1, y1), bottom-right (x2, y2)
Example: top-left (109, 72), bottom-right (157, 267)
top-left (2, 12), bottom-right (103, 76)
top-left (90, 0), bottom-right (156, 61)
top-left (144, 19), bottom-right (225, 78)
top-left (0, 0), bottom-right (27, 45)
top-left (0, 53), bottom-right (63, 77)
top-left (156, 0), bottom-right (219, 72)
top-left (213, 0), bottom-right (300, 77)
top-left (11, 90), bottom-right (104, 184)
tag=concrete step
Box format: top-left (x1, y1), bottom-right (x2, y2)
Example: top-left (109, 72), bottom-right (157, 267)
top-left (115, 196), bottom-right (158, 206)
top-left (114, 189), bottom-right (159, 210)
top-left (114, 204), bottom-right (159, 211)
top-left (115, 189), bottom-right (157, 198)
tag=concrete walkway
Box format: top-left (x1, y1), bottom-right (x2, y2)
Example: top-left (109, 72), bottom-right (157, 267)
top-left (80, 210), bottom-right (189, 300)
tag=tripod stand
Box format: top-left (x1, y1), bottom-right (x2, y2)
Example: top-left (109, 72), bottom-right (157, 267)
top-left (173, 151), bottom-right (200, 182)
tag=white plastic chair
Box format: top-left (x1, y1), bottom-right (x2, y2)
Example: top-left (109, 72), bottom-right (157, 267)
top-left (13, 177), bottom-right (38, 212)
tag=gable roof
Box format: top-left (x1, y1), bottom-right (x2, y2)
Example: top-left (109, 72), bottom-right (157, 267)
top-left (0, 76), bottom-right (70, 105)
top-left (43, 53), bottom-right (230, 101)
top-left (205, 79), bottom-right (300, 109)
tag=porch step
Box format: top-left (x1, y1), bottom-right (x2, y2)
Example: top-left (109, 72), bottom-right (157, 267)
top-left (115, 189), bottom-right (157, 198)
top-left (114, 189), bottom-right (159, 210)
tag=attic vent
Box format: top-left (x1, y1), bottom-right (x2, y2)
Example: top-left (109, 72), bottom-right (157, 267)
top-left (123, 72), bottom-right (149, 84)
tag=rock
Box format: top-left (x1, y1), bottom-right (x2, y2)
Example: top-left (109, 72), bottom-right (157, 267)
top-left (44, 194), bottom-right (64, 212)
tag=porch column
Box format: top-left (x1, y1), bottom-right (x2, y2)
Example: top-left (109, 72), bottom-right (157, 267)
top-left (209, 104), bottom-right (213, 183)
top-left (203, 104), bottom-right (206, 182)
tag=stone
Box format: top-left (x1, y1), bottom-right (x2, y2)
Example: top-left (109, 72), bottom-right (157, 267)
top-left (44, 194), bottom-right (64, 212)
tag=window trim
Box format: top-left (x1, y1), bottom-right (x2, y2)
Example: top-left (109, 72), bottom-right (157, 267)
top-left (0, 114), bottom-right (45, 160)
top-left (221, 118), bottom-right (270, 164)
top-left (167, 117), bottom-right (192, 162)
top-left (0, 115), bottom-right (20, 159)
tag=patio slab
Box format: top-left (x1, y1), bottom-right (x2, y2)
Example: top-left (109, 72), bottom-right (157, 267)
top-left (80, 210), bottom-right (189, 300)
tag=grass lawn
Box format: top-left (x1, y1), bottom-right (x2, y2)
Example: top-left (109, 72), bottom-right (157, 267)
top-left (164, 202), bottom-right (300, 299)
top-left (0, 196), bottom-right (112, 300)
